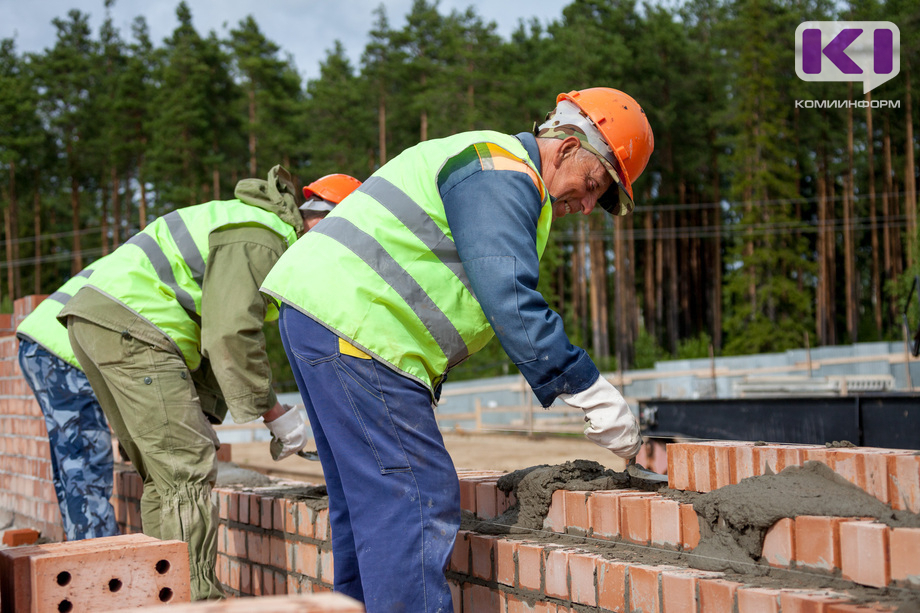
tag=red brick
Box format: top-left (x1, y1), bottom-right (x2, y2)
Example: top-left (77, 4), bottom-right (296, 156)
top-left (890, 527), bottom-right (920, 585)
top-left (737, 586), bottom-right (782, 613)
top-left (597, 558), bottom-right (627, 612)
top-left (825, 603), bottom-right (897, 612)
top-left (762, 517), bottom-right (795, 567)
top-left (698, 578), bottom-right (741, 613)
top-left (734, 444), bottom-right (756, 482)
top-left (470, 534), bottom-right (495, 580)
top-left (888, 454), bottom-right (920, 512)
top-left (620, 495), bottom-right (652, 544)
top-left (297, 503), bottom-right (315, 538)
top-left (227, 527), bottom-right (247, 558)
top-left (459, 479), bottom-right (478, 514)
top-left (475, 480), bottom-right (499, 519)
top-left (780, 590), bottom-right (850, 613)
top-left (544, 547), bottom-right (570, 599)
top-left (794, 516), bottom-right (845, 571)
top-left (569, 551), bottom-right (599, 606)
top-left (517, 542), bottom-right (544, 591)
top-left (320, 548), bottom-right (333, 583)
top-left (315, 509), bottom-right (330, 540)
top-left (238, 492), bottom-right (251, 524)
top-left (688, 444), bottom-right (715, 492)
top-left (469, 584), bottom-right (502, 611)
top-left (247, 532), bottom-right (268, 565)
top-left (661, 569), bottom-right (715, 613)
top-left (629, 565), bottom-right (663, 613)
top-left (1, 528), bottom-right (39, 547)
top-left (587, 491), bottom-right (621, 539)
top-left (449, 530), bottom-right (470, 574)
top-left (563, 491), bottom-right (590, 535)
top-left (260, 495), bottom-right (273, 529)
top-left (269, 535), bottom-right (287, 570)
top-left (282, 499), bottom-right (297, 535)
top-left (680, 503), bottom-right (701, 550)
top-left (650, 498), bottom-right (682, 549)
top-left (710, 441), bottom-right (736, 489)
top-left (295, 542), bottom-right (318, 577)
top-left (545, 489), bottom-right (566, 532)
top-left (668, 443), bottom-right (691, 490)
top-left (495, 539), bottom-right (517, 586)
top-left (840, 521), bottom-right (890, 588)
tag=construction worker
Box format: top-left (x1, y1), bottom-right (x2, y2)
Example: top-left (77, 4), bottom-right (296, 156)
top-left (260, 87), bottom-right (654, 612)
top-left (16, 259), bottom-right (119, 542)
top-left (59, 167), bottom-right (361, 600)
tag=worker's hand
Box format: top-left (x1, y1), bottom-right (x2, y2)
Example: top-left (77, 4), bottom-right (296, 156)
top-left (264, 404), bottom-right (309, 461)
top-left (559, 376), bottom-right (642, 460)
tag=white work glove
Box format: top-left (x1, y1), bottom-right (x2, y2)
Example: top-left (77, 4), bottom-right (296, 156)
top-left (264, 404), bottom-right (309, 461)
top-left (559, 376), bottom-right (642, 459)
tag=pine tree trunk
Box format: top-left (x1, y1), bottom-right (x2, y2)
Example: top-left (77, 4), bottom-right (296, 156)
top-left (71, 174), bottom-right (82, 274)
top-left (882, 117), bottom-right (896, 325)
top-left (378, 93), bottom-right (388, 165)
top-left (904, 64), bottom-right (917, 269)
top-left (112, 166), bottom-right (122, 247)
top-left (866, 94), bottom-right (882, 335)
top-left (249, 87), bottom-right (258, 177)
top-left (817, 167), bottom-right (828, 344)
top-left (589, 214), bottom-right (609, 362)
top-left (33, 170), bottom-right (41, 295)
top-left (644, 211), bottom-right (655, 339)
top-left (844, 90), bottom-right (857, 342)
top-left (7, 160), bottom-right (19, 300)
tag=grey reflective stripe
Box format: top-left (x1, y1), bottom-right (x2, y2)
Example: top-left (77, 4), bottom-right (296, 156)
top-left (49, 291), bottom-right (71, 304)
top-left (315, 216), bottom-right (470, 366)
top-left (165, 211), bottom-right (206, 284)
top-left (126, 232), bottom-right (198, 316)
top-left (357, 176), bottom-right (474, 296)
top-left (76, 269), bottom-right (93, 279)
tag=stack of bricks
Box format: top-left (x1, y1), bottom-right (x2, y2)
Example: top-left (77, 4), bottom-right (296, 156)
top-left (0, 295), bottom-right (63, 543)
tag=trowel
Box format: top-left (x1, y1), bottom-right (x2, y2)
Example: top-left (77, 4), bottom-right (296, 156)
top-left (626, 458), bottom-right (669, 484)
top-left (297, 450), bottom-right (320, 461)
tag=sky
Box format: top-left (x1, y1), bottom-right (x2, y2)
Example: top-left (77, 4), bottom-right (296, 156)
top-left (0, 0), bottom-right (565, 82)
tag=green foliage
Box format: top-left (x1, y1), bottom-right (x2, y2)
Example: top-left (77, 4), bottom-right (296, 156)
top-left (0, 0), bottom-right (918, 374)
top-left (633, 326), bottom-right (669, 370)
top-left (676, 332), bottom-right (713, 360)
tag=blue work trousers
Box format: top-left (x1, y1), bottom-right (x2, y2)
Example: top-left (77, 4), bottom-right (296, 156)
top-left (279, 305), bottom-right (460, 613)
top-left (17, 339), bottom-right (118, 541)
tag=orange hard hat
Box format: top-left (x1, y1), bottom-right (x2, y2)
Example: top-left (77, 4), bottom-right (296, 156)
top-left (301, 174), bottom-right (362, 212)
top-left (553, 88), bottom-right (654, 215)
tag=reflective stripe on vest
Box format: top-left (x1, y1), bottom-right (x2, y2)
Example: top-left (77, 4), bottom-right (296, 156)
top-left (16, 268), bottom-right (96, 368)
top-left (85, 200), bottom-right (297, 369)
top-left (262, 130), bottom-right (553, 393)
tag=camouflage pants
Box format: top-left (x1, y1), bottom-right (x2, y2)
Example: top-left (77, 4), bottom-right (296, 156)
top-left (67, 318), bottom-right (224, 601)
top-left (17, 339), bottom-right (118, 541)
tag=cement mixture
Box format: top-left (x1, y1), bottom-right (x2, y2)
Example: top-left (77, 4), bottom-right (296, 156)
top-left (458, 459), bottom-right (920, 612)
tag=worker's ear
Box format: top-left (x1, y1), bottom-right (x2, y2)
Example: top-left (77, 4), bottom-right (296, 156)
top-left (555, 136), bottom-right (582, 167)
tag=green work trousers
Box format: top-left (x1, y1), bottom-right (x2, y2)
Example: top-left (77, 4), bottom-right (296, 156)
top-left (67, 317), bottom-right (224, 601)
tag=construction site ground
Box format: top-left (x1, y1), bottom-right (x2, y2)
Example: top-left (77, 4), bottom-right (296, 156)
top-left (228, 430), bottom-right (628, 484)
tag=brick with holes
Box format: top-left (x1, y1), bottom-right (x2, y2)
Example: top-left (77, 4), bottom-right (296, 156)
top-left (0, 533), bottom-right (190, 612)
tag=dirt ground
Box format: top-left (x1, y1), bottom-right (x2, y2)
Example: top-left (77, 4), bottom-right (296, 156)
top-left (227, 430), bottom-right (629, 485)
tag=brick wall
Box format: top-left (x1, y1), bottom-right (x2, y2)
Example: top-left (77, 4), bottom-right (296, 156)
top-left (2, 295), bottom-right (918, 612)
top-left (0, 296), bottom-right (63, 543)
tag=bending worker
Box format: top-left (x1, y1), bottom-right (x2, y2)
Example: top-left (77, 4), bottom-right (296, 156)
top-left (60, 167), bottom-right (361, 600)
top-left (17, 259), bottom-right (119, 541)
top-left (260, 87), bottom-right (655, 612)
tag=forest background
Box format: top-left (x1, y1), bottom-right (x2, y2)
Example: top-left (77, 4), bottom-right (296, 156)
top-left (1, 0), bottom-right (919, 391)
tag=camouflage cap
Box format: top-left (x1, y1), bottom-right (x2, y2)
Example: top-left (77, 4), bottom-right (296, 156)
top-left (536, 99), bottom-right (633, 215)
